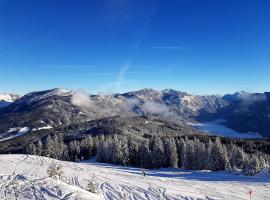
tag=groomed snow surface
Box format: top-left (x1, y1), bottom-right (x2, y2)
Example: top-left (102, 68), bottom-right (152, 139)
top-left (0, 155), bottom-right (269, 200)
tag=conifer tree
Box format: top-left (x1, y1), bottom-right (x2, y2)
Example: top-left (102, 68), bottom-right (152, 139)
top-left (138, 141), bottom-right (152, 168)
top-left (209, 137), bottom-right (228, 171)
top-left (152, 137), bottom-right (165, 168)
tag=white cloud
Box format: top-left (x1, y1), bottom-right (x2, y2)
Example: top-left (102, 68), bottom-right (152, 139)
top-left (141, 101), bottom-right (170, 115)
top-left (235, 93), bottom-right (267, 113)
top-left (71, 89), bottom-right (92, 108)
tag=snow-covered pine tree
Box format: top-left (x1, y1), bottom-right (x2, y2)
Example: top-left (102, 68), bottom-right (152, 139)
top-left (119, 136), bottom-right (130, 166)
top-left (80, 136), bottom-right (93, 160)
top-left (206, 139), bottom-right (213, 170)
top-left (45, 135), bottom-right (54, 158)
top-left (163, 138), bottom-right (178, 168)
top-left (26, 142), bottom-right (36, 155)
top-left (128, 136), bottom-right (140, 166)
top-left (194, 138), bottom-right (207, 170)
top-left (168, 138), bottom-right (178, 168)
top-left (138, 140), bottom-right (152, 168)
top-left (152, 137), bottom-right (165, 168)
top-left (243, 154), bottom-right (261, 176)
top-left (36, 140), bottom-right (43, 156)
top-left (229, 145), bottom-right (246, 170)
top-left (176, 138), bottom-right (183, 167)
top-left (186, 139), bottom-right (195, 169)
top-left (209, 137), bottom-right (228, 171)
top-left (180, 139), bottom-right (188, 169)
top-left (97, 135), bottom-right (108, 162)
top-left (68, 140), bottom-right (81, 161)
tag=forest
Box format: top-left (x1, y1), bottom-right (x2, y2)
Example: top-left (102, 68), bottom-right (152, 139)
top-left (25, 132), bottom-right (270, 176)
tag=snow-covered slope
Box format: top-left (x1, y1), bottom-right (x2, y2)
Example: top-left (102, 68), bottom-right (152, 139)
top-left (0, 154), bottom-right (269, 200)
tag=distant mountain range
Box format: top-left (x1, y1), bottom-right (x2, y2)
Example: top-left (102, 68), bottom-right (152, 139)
top-left (199, 92), bottom-right (270, 138)
top-left (0, 88), bottom-right (269, 138)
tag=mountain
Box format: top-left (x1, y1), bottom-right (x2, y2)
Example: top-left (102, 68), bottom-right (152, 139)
top-left (0, 88), bottom-right (228, 135)
top-left (1, 87), bottom-right (270, 139)
top-left (199, 92), bottom-right (270, 138)
top-left (0, 93), bottom-right (20, 108)
top-left (123, 88), bottom-right (228, 118)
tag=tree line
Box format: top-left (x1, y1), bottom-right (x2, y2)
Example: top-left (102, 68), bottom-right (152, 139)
top-left (26, 133), bottom-right (269, 176)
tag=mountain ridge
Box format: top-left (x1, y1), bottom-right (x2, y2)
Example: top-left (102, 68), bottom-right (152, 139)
top-left (0, 88), bottom-right (269, 138)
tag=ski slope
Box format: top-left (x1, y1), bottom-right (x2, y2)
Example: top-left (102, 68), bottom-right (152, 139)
top-left (0, 154), bottom-right (269, 200)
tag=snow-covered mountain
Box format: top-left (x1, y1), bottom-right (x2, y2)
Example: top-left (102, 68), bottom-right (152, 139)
top-left (198, 92), bottom-right (270, 138)
top-left (0, 154), bottom-right (269, 200)
top-left (0, 93), bottom-right (20, 108)
top-left (1, 88), bottom-right (270, 139)
top-left (0, 88), bottom-right (228, 134)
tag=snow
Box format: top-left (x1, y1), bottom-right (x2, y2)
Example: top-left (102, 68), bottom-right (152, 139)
top-left (14, 88), bottom-right (71, 105)
top-left (0, 94), bottom-right (15, 102)
top-left (0, 154), bottom-right (269, 200)
top-left (0, 93), bottom-right (19, 107)
top-left (190, 119), bottom-right (262, 139)
top-left (32, 125), bottom-right (53, 131)
top-left (0, 127), bottom-right (30, 141)
top-left (18, 127), bottom-right (30, 134)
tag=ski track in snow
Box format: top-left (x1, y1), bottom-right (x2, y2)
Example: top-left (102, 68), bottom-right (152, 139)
top-left (0, 155), bottom-right (269, 200)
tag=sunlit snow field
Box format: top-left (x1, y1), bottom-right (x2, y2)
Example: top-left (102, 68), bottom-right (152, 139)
top-left (0, 154), bottom-right (269, 200)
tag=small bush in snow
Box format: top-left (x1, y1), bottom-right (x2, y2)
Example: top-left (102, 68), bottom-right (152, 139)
top-left (47, 164), bottom-right (63, 179)
top-left (87, 175), bottom-right (99, 193)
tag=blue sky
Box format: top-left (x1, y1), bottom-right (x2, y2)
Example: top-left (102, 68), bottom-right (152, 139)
top-left (0, 0), bottom-right (270, 95)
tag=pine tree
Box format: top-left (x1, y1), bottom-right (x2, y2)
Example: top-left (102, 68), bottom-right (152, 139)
top-left (209, 137), bottom-right (228, 171)
top-left (68, 140), bottom-right (81, 161)
top-left (128, 136), bottom-right (139, 166)
top-left (152, 137), bottom-right (165, 168)
top-left (97, 135), bottom-right (108, 162)
top-left (26, 142), bottom-right (36, 155)
top-left (80, 136), bottom-right (93, 160)
top-left (243, 154), bottom-right (261, 175)
top-left (186, 139), bottom-right (195, 169)
top-left (45, 135), bottom-right (54, 158)
top-left (138, 141), bottom-right (152, 168)
top-left (180, 140), bottom-right (188, 169)
top-left (119, 136), bottom-right (130, 166)
top-left (206, 139), bottom-right (213, 170)
top-left (194, 139), bottom-right (207, 170)
top-left (168, 138), bottom-right (178, 168)
top-left (36, 140), bottom-right (43, 156)
top-left (229, 145), bottom-right (245, 170)
top-left (176, 139), bottom-right (182, 167)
